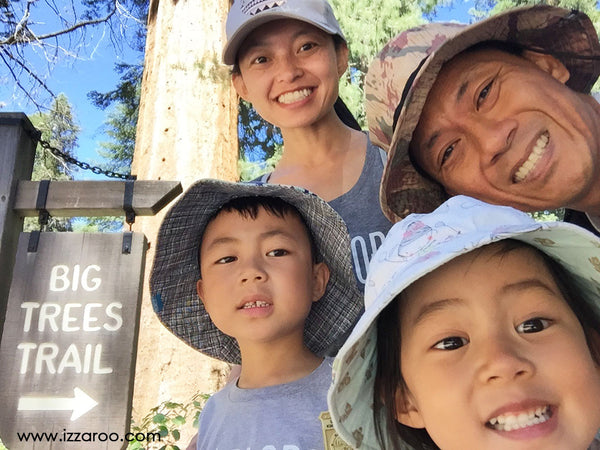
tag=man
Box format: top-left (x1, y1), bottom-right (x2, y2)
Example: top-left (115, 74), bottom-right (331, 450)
top-left (365, 5), bottom-right (600, 235)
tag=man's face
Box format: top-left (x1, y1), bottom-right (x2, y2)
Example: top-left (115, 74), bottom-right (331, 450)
top-left (411, 48), bottom-right (600, 212)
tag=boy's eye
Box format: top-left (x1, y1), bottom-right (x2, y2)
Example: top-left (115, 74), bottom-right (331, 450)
top-left (216, 256), bottom-right (236, 264)
top-left (476, 79), bottom-right (494, 110)
top-left (267, 249), bottom-right (289, 257)
top-left (252, 55), bottom-right (267, 64)
top-left (433, 336), bottom-right (468, 350)
top-left (516, 318), bottom-right (551, 334)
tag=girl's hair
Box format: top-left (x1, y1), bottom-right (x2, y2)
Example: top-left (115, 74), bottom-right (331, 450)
top-left (373, 239), bottom-right (600, 449)
top-left (231, 33), bottom-right (361, 130)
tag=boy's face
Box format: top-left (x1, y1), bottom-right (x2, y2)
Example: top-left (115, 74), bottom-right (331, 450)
top-left (396, 243), bottom-right (600, 450)
top-left (232, 19), bottom-right (348, 130)
top-left (197, 206), bottom-right (329, 350)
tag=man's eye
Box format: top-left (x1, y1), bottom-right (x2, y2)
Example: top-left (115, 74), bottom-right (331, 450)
top-left (477, 80), bottom-right (493, 109)
top-left (216, 256), bottom-right (236, 264)
top-left (441, 143), bottom-right (456, 166)
top-left (433, 336), bottom-right (468, 350)
top-left (252, 56), bottom-right (267, 64)
top-left (516, 318), bottom-right (551, 333)
top-left (267, 249), bottom-right (288, 257)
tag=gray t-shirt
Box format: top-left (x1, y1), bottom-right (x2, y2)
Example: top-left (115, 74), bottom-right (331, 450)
top-left (196, 358), bottom-right (334, 450)
top-left (255, 134), bottom-right (393, 287)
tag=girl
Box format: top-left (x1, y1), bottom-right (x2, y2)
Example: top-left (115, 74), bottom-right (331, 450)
top-left (224, 0), bottom-right (392, 286)
top-left (328, 195), bottom-right (600, 449)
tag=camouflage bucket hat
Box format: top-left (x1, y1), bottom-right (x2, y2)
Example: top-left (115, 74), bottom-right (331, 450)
top-left (150, 179), bottom-right (362, 364)
top-left (365, 5), bottom-right (600, 222)
top-left (328, 195), bottom-right (600, 449)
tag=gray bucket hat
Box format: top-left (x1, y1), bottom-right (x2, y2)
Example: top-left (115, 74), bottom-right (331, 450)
top-left (150, 179), bottom-right (361, 364)
top-left (364, 5), bottom-right (600, 221)
top-left (223, 0), bottom-right (345, 65)
top-left (328, 195), bottom-right (600, 449)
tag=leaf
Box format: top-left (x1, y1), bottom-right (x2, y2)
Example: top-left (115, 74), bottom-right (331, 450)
top-left (153, 413), bottom-right (167, 424)
top-left (172, 429), bottom-right (181, 440)
top-left (172, 415), bottom-right (186, 426)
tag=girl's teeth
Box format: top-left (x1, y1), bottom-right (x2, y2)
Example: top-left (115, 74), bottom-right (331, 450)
top-left (487, 406), bottom-right (551, 431)
top-left (514, 132), bottom-right (549, 183)
top-left (278, 88), bottom-right (312, 104)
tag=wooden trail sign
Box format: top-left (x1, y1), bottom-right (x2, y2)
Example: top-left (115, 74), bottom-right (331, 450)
top-left (0, 232), bottom-right (147, 449)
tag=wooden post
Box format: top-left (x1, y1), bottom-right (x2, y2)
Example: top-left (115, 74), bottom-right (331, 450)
top-left (0, 113), bottom-right (38, 337)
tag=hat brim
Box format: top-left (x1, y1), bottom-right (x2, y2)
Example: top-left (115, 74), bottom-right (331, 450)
top-left (150, 179), bottom-right (361, 364)
top-left (382, 6), bottom-right (600, 221)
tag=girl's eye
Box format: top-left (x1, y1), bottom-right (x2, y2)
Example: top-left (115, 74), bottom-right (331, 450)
top-left (476, 79), bottom-right (493, 110)
top-left (516, 318), bottom-right (551, 333)
top-left (441, 142), bottom-right (456, 166)
top-left (216, 256), bottom-right (236, 264)
top-left (433, 336), bottom-right (468, 350)
top-left (267, 249), bottom-right (289, 257)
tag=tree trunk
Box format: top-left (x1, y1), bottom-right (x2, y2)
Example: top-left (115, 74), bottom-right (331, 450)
top-left (131, 0), bottom-right (237, 444)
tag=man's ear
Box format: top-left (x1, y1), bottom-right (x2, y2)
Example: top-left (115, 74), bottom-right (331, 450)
top-left (522, 50), bottom-right (570, 84)
top-left (232, 72), bottom-right (250, 102)
top-left (336, 42), bottom-right (349, 77)
top-left (196, 279), bottom-right (205, 305)
top-left (395, 388), bottom-right (426, 429)
top-left (311, 262), bottom-right (330, 303)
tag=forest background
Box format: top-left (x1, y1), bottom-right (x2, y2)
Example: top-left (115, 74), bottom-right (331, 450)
top-left (1, 0), bottom-right (599, 448)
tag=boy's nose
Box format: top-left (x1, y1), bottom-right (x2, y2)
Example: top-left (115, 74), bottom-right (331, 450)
top-left (239, 261), bottom-right (268, 284)
top-left (476, 337), bottom-right (535, 384)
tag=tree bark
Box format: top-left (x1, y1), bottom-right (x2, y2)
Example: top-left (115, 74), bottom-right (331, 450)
top-left (131, 0), bottom-right (237, 444)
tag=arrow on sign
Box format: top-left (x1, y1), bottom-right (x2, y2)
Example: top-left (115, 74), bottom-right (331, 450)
top-left (18, 387), bottom-right (98, 421)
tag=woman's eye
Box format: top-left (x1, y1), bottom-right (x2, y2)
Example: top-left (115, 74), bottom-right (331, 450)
top-left (299, 42), bottom-right (316, 52)
top-left (477, 80), bottom-right (493, 109)
top-left (517, 318), bottom-right (551, 333)
top-left (441, 143), bottom-right (456, 166)
top-left (267, 249), bottom-right (289, 257)
top-left (433, 336), bottom-right (468, 350)
top-left (216, 256), bottom-right (236, 264)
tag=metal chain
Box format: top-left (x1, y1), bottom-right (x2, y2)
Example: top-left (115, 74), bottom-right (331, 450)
top-left (37, 138), bottom-right (133, 180)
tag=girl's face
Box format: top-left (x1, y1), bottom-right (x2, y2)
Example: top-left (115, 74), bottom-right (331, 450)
top-left (396, 243), bottom-right (600, 450)
top-left (232, 19), bottom-right (348, 131)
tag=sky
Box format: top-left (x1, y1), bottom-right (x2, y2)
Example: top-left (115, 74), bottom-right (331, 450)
top-left (0, 1), bottom-right (475, 181)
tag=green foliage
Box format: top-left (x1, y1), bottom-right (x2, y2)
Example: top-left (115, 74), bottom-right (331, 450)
top-left (128, 393), bottom-right (211, 450)
top-left (25, 94), bottom-right (80, 232)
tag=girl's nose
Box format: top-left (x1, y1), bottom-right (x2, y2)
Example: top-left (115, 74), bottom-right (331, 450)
top-left (476, 337), bottom-right (535, 384)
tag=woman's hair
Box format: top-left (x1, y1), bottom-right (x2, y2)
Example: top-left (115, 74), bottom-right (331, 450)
top-left (373, 239), bottom-right (600, 449)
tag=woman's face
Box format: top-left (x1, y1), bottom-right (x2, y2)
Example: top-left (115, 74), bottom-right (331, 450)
top-left (232, 19), bottom-right (348, 131)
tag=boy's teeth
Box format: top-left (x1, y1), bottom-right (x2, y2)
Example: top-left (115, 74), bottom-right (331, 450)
top-left (278, 88), bottom-right (312, 104)
top-left (487, 406), bottom-right (551, 431)
top-left (514, 132), bottom-right (549, 183)
top-left (242, 301), bottom-right (270, 309)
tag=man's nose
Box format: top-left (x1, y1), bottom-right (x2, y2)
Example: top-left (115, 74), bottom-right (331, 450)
top-left (473, 116), bottom-right (517, 165)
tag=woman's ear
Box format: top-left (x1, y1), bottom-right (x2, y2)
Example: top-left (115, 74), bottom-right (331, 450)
top-left (311, 262), bottom-right (330, 303)
top-left (522, 50), bottom-right (570, 84)
top-left (395, 388), bottom-right (426, 429)
top-left (336, 42), bottom-right (349, 77)
top-left (232, 72), bottom-right (250, 102)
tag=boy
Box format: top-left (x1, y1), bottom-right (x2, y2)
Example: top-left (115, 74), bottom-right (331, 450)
top-left (150, 179), bottom-right (360, 448)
